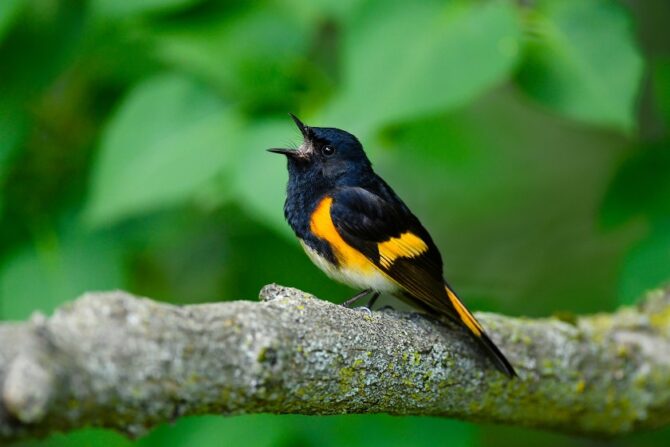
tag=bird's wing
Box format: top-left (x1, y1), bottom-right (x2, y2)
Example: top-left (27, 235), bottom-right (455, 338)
top-left (327, 187), bottom-right (516, 377)
top-left (329, 187), bottom-right (453, 315)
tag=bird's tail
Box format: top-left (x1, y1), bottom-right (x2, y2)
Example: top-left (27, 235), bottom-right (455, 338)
top-left (445, 285), bottom-right (517, 377)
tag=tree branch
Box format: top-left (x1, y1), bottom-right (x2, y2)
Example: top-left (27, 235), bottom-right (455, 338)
top-left (1, 284), bottom-right (669, 442)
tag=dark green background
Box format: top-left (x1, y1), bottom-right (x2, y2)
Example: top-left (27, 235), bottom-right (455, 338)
top-left (1, 0), bottom-right (669, 445)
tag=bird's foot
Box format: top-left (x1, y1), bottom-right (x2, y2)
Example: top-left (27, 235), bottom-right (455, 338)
top-left (341, 289), bottom-right (372, 308)
top-left (342, 291), bottom-right (379, 317)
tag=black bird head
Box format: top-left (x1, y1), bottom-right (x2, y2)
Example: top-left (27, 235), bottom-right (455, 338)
top-left (268, 114), bottom-right (372, 185)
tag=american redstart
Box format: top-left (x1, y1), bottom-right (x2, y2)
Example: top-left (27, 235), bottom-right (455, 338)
top-left (269, 114), bottom-right (516, 377)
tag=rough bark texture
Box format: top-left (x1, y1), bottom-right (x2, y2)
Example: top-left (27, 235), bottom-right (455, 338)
top-left (1, 284), bottom-right (670, 442)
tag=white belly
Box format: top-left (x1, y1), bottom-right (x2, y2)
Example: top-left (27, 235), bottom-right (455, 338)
top-left (300, 241), bottom-right (399, 293)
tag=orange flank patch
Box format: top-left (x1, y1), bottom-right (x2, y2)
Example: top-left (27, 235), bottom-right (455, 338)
top-left (378, 232), bottom-right (428, 268)
top-left (310, 197), bottom-right (375, 271)
top-left (446, 286), bottom-right (483, 336)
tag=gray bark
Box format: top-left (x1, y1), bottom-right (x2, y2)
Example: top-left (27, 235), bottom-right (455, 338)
top-left (1, 284), bottom-right (669, 442)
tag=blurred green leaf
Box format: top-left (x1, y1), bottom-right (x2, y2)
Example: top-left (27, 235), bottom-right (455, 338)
top-left (136, 415), bottom-right (291, 447)
top-left (122, 210), bottom-right (233, 305)
top-left (278, 0), bottom-right (363, 22)
top-left (231, 118), bottom-right (297, 236)
top-left (0, 229), bottom-right (124, 320)
top-left (322, 0), bottom-right (521, 135)
top-left (150, 6), bottom-right (310, 111)
top-left (619, 220), bottom-right (670, 305)
top-left (319, 414), bottom-right (473, 447)
top-left (606, 143), bottom-right (670, 305)
top-left (654, 58), bottom-right (670, 127)
top-left (134, 414), bottom-right (473, 447)
top-left (300, 414), bottom-right (474, 447)
top-left (517, 0), bottom-right (643, 131)
top-left (0, 0), bottom-right (23, 43)
top-left (85, 73), bottom-right (237, 226)
top-left (91, 0), bottom-right (201, 18)
top-left (0, 3), bottom-right (87, 99)
top-left (14, 428), bottom-right (132, 447)
top-left (0, 98), bottom-right (28, 221)
top-left (601, 143), bottom-right (670, 228)
top-left (0, 98), bottom-right (27, 182)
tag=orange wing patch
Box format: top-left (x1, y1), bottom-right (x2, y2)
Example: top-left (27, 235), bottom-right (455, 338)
top-left (378, 232), bottom-right (428, 268)
top-left (310, 197), bottom-right (375, 271)
top-left (446, 286), bottom-right (483, 336)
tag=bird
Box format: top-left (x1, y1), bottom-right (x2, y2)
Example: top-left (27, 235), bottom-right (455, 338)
top-left (268, 114), bottom-right (517, 377)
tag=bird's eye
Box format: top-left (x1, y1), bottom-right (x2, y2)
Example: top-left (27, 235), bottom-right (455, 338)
top-left (322, 145), bottom-right (335, 156)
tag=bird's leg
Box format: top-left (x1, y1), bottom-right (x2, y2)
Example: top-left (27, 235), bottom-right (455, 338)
top-left (341, 289), bottom-right (372, 308)
top-left (365, 292), bottom-right (380, 310)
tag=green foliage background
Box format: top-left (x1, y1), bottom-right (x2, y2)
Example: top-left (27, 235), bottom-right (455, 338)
top-left (1, 0), bottom-right (669, 445)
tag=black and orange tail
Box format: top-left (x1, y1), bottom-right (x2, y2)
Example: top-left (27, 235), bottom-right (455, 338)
top-left (445, 286), bottom-right (517, 377)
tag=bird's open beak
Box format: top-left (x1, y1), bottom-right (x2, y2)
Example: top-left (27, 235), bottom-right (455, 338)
top-left (289, 113), bottom-right (309, 138)
top-left (267, 113), bottom-right (311, 158)
top-left (267, 147), bottom-right (296, 156)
